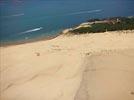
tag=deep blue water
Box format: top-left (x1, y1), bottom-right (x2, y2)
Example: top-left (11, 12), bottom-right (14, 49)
top-left (0, 0), bottom-right (134, 43)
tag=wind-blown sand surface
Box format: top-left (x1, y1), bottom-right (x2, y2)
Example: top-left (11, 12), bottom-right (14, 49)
top-left (0, 31), bottom-right (134, 100)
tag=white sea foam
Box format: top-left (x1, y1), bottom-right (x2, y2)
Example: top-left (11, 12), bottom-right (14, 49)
top-left (65, 9), bottom-right (102, 16)
top-left (11, 13), bottom-right (24, 17)
top-left (19, 27), bottom-right (43, 35)
top-left (2, 13), bottom-right (24, 18)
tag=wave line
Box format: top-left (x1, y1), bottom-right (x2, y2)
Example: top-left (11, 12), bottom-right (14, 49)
top-left (2, 13), bottom-right (24, 18)
top-left (19, 27), bottom-right (43, 35)
top-left (64, 9), bottom-right (102, 16)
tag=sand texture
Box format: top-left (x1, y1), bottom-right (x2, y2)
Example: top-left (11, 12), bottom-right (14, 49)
top-left (0, 30), bottom-right (134, 100)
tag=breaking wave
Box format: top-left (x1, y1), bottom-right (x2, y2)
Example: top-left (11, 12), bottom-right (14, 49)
top-left (19, 27), bottom-right (43, 35)
top-left (2, 13), bottom-right (24, 18)
top-left (64, 9), bottom-right (102, 16)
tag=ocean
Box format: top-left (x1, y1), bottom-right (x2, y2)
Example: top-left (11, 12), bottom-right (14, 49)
top-left (0, 0), bottom-right (134, 44)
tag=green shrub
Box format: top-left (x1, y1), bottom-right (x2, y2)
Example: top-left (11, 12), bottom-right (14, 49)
top-left (71, 17), bottom-right (134, 34)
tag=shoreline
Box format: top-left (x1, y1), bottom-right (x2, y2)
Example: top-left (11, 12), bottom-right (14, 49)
top-left (0, 34), bottom-right (59, 47)
top-left (1, 29), bottom-right (134, 47)
top-left (1, 16), bottom-right (134, 47)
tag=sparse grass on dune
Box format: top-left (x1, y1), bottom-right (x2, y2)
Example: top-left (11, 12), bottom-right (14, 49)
top-left (70, 17), bottom-right (134, 34)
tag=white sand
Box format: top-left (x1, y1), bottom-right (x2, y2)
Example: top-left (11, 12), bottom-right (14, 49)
top-left (75, 49), bottom-right (134, 100)
top-left (0, 31), bottom-right (134, 100)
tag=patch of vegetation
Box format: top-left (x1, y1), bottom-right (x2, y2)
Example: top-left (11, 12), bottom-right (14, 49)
top-left (87, 18), bottom-right (101, 22)
top-left (70, 17), bottom-right (134, 34)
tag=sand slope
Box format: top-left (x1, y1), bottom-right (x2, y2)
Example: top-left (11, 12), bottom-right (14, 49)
top-left (75, 49), bottom-right (134, 100)
top-left (0, 31), bottom-right (134, 100)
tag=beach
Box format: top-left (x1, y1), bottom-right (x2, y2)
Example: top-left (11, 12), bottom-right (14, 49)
top-left (0, 30), bottom-right (134, 100)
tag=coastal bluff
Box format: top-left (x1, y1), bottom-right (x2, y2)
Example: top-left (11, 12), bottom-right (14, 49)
top-left (1, 30), bottom-right (134, 100)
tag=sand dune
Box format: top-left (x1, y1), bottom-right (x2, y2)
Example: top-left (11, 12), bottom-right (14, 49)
top-left (75, 49), bottom-right (134, 100)
top-left (0, 31), bottom-right (134, 100)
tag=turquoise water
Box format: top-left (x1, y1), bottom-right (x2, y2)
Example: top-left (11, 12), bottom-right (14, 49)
top-left (0, 0), bottom-right (134, 43)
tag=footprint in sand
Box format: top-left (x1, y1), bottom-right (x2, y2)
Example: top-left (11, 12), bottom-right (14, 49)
top-left (35, 52), bottom-right (40, 56)
top-left (51, 45), bottom-right (62, 51)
